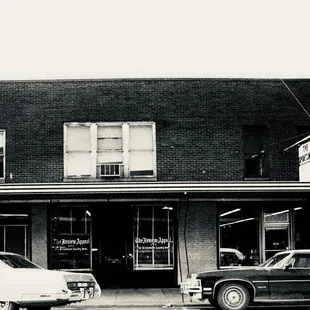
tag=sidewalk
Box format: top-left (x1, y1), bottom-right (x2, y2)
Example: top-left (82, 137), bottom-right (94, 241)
top-left (59, 288), bottom-right (209, 308)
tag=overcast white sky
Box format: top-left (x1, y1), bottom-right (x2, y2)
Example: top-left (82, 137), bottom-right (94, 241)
top-left (0, 0), bottom-right (309, 80)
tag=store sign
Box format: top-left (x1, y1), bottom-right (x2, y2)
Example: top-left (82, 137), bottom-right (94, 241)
top-left (52, 236), bottom-right (90, 252)
top-left (299, 141), bottom-right (310, 181)
top-left (135, 237), bottom-right (173, 250)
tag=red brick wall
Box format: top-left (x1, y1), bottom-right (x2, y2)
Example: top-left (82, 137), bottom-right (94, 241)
top-left (177, 201), bottom-right (217, 283)
top-left (0, 79), bottom-right (307, 183)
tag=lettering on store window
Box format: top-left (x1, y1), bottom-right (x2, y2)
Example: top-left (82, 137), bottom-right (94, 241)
top-left (135, 237), bottom-right (172, 250)
top-left (53, 236), bottom-right (90, 252)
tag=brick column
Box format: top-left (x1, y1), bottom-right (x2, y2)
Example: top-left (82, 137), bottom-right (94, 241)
top-left (177, 201), bottom-right (217, 284)
top-left (31, 204), bottom-right (48, 269)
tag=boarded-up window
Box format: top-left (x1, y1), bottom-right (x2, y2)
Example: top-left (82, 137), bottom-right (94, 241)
top-left (64, 122), bottom-right (156, 179)
top-left (65, 126), bottom-right (92, 177)
top-left (129, 125), bottom-right (154, 176)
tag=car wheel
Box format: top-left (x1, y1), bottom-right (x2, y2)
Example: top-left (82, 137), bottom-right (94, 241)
top-left (0, 302), bottom-right (18, 310)
top-left (216, 282), bottom-right (250, 310)
top-left (208, 298), bottom-right (220, 309)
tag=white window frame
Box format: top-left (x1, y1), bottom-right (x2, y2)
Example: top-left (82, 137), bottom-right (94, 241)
top-left (64, 122), bottom-right (156, 179)
top-left (0, 130), bottom-right (5, 181)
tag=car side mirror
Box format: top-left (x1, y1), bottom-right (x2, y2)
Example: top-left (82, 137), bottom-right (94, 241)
top-left (283, 262), bottom-right (292, 270)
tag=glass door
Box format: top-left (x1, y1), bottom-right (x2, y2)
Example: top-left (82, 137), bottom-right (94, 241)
top-left (263, 206), bottom-right (291, 260)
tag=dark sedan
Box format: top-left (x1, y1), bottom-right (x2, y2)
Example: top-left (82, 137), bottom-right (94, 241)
top-left (182, 250), bottom-right (310, 310)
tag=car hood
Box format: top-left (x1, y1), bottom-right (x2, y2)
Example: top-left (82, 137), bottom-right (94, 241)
top-left (196, 266), bottom-right (261, 279)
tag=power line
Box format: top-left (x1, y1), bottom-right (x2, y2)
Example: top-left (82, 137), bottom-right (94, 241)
top-left (280, 79), bottom-right (310, 119)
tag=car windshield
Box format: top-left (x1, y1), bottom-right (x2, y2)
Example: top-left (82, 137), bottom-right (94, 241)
top-left (0, 254), bottom-right (41, 269)
top-left (259, 253), bottom-right (290, 268)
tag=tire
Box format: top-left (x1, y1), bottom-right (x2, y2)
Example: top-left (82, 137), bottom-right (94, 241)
top-left (0, 302), bottom-right (18, 310)
top-left (208, 298), bottom-right (220, 309)
top-left (216, 282), bottom-right (250, 310)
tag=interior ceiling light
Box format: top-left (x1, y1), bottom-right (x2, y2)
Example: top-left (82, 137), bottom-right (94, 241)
top-left (220, 208), bottom-right (241, 217)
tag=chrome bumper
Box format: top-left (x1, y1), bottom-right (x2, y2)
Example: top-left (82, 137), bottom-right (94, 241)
top-left (69, 284), bottom-right (101, 302)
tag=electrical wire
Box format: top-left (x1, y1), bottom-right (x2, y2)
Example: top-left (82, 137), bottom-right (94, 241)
top-left (280, 79), bottom-right (310, 119)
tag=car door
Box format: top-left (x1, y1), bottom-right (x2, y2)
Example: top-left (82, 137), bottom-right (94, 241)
top-left (269, 253), bottom-right (310, 300)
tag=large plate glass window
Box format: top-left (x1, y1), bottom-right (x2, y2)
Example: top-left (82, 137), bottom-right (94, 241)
top-left (133, 205), bottom-right (174, 270)
top-left (219, 203), bottom-right (260, 267)
top-left (0, 130), bottom-right (5, 180)
top-left (294, 204), bottom-right (310, 249)
top-left (50, 206), bottom-right (92, 271)
top-left (0, 207), bottom-right (30, 257)
top-left (64, 122), bottom-right (156, 179)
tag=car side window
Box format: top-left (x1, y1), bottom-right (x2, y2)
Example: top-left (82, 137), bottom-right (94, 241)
top-left (292, 254), bottom-right (310, 268)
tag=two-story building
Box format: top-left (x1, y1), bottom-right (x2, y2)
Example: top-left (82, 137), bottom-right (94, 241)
top-left (1, 78), bottom-right (310, 287)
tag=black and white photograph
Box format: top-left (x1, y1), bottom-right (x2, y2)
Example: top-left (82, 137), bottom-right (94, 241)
top-left (1, 1), bottom-right (310, 310)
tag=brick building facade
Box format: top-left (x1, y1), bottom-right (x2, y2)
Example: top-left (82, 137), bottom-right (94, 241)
top-left (0, 78), bottom-right (310, 287)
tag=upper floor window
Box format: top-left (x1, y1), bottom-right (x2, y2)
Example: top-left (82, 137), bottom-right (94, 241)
top-left (0, 131), bottom-right (5, 180)
top-left (243, 126), bottom-right (268, 178)
top-left (64, 122), bottom-right (156, 180)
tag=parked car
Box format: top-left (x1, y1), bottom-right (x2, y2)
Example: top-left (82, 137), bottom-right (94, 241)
top-left (0, 252), bottom-right (101, 310)
top-left (181, 249), bottom-right (310, 310)
top-left (220, 248), bottom-right (245, 267)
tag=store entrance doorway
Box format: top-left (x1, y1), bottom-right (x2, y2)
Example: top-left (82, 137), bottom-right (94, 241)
top-left (263, 206), bottom-right (291, 261)
top-left (92, 205), bottom-right (133, 288)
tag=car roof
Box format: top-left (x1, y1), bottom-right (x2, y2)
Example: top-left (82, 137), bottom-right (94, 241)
top-left (0, 251), bottom-right (21, 256)
top-left (275, 249), bottom-right (310, 255)
top-left (220, 248), bottom-right (241, 253)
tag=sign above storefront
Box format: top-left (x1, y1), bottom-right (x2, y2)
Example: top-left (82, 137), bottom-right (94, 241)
top-left (299, 140), bottom-right (310, 181)
top-left (284, 134), bottom-right (310, 182)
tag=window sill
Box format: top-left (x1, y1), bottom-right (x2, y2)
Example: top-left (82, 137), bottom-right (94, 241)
top-left (243, 177), bottom-right (271, 181)
top-left (63, 177), bottom-right (157, 183)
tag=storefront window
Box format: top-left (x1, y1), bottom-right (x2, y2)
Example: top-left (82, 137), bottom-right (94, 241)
top-left (0, 208), bottom-right (29, 257)
top-left (219, 204), bottom-right (259, 267)
top-left (293, 205), bottom-right (309, 249)
top-left (134, 205), bottom-right (174, 270)
top-left (51, 206), bottom-right (91, 271)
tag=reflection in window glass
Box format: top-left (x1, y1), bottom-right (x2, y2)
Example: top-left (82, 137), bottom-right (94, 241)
top-left (219, 204), bottom-right (259, 267)
top-left (134, 205), bottom-right (174, 270)
top-left (294, 206), bottom-right (310, 249)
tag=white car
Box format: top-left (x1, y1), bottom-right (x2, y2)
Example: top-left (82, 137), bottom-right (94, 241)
top-left (0, 252), bottom-right (101, 310)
